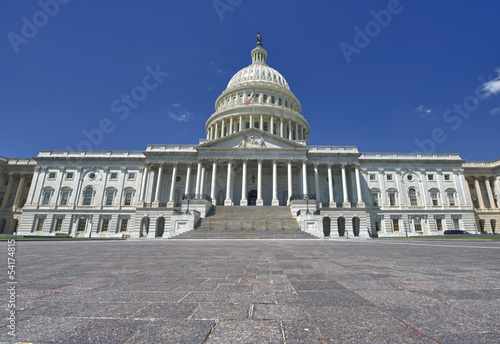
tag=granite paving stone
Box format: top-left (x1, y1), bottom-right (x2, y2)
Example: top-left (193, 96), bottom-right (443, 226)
top-left (2, 239), bottom-right (499, 343)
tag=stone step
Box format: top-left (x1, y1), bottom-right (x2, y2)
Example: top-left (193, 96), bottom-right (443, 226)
top-left (173, 229), bottom-right (316, 240)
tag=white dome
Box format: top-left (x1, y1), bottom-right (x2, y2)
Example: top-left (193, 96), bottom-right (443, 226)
top-left (226, 64), bottom-right (290, 91)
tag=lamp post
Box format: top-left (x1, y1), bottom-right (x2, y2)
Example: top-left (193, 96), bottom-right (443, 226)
top-left (185, 194), bottom-right (191, 215)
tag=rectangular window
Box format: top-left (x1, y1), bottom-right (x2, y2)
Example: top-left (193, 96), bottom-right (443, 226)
top-left (48, 172), bottom-right (56, 180)
top-left (101, 218), bottom-right (109, 232)
top-left (124, 191), bottom-right (133, 206)
top-left (375, 220), bottom-right (381, 232)
top-left (453, 218), bottom-right (460, 230)
top-left (428, 174), bottom-right (434, 181)
top-left (110, 172), bottom-right (118, 180)
top-left (127, 172), bottom-right (136, 180)
top-left (66, 172), bottom-right (74, 180)
top-left (60, 191), bottom-right (69, 206)
top-left (386, 174), bottom-right (393, 181)
top-left (77, 219), bottom-right (86, 232)
top-left (35, 218), bottom-right (45, 231)
top-left (392, 219), bottom-right (400, 232)
top-left (369, 174), bottom-right (376, 181)
top-left (414, 219), bottom-right (422, 232)
top-left (447, 192), bottom-right (455, 206)
top-left (371, 193), bottom-right (379, 207)
top-left (444, 174), bottom-right (451, 181)
top-left (120, 218), bottom-right (128, 232)
top-left (431, 192), bottom-right (439, 206)
top-left (388, 193), bottom-right (396, 206)
top-left (105, 191), bottom-right (114, 206)
top-left (54, 218), bottom-right (63, 232)
top-left (42, 190), bottom-right (51, 205)
top-left (435, 218), bottom-right (443, 231)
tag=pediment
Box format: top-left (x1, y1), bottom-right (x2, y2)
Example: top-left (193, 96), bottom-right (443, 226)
top-left (197, 128), bottom-right (307, 150)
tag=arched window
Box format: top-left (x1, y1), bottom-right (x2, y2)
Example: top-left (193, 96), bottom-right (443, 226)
top-left (408, 188), bottom-right (417, 206)
top-left (83, 187), bottom-right (94, 206)
top-left (263, 122), bottom-right (268, 131)
top-left (279, 98), bottom-right (282, 106)
top-left (263, 94), bottom-right (268, 103)
top-left (254, 121), bottom-right (259, 128)
top-left (245, 122), bottom-right (250, 129)
top-left (271, 95), bottom-right (275, 104)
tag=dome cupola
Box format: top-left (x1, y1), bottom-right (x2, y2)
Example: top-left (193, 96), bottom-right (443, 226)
top-left (205, 33), bottom-right (309, 143)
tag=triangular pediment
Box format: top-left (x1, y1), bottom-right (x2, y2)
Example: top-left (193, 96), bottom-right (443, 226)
top-left (197, 128), bottom-right (307, 150)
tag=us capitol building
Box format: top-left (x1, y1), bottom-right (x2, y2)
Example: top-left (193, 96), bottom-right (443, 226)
top-left (1, 34), bottom-right (499, 238)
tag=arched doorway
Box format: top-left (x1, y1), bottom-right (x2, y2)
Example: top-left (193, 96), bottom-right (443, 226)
top-left (479, 219), bottom-right (485, 233)
top-left (140, 217), bottom-right (150, 237)
top-left (156, 217), bottom-right (165, 237)
top-left (248, 190), bottom-right (257, 206)
top-left (338, 217), bottom-right (345, 237)
top-left (217, 191), bottom-right (225, 206)
top-left (352, 217), bottom-right (360, 237)
top-left (323, 217), bottom-right (331, 237)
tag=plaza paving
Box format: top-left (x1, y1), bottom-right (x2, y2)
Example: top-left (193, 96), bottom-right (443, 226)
top-left (1, 238), bottom-right (500, 343)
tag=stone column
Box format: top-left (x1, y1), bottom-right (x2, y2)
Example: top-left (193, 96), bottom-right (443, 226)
top-left (474, 177), bottom-right (485, 209)
top-left (167, 162), bottom-right (178, 207)
top-left (314, 163), bottom-right (320, 206)
top-left (485, 178), bottom-right (497, 209)
top-left (464, 177), bottom-right (474, 206)
top-left (139, 164), bottom-right (149, 202)
top-left (341, 164), bottom-right (351, 208)
top-left (270, 116), bottom-right (274, 134)
top-left (1, 174), bottom-right (14, 208)
top-left (152, 164), bottom-right (163, 207)
top-left (147, 168), bottom-right (155, 204)
top-left (239, 115), bottom-right (243, 132)
top-left (257, 159), bottom-right (263, 206)
top-left (184, 163), bottom-right (192, 196)
top-left (355, 164), bottom-right (365, 208)
top-left (211, 159), bottom-right (218, 206)
top-left (26, 167), bottom-right (41, 205)
top-left (12, 174), bottom-right (26, 209)
top-left (260, 114), bottom-right (263, 130)
top-left (240, 159), bottom-right (248, 206)
top-left (99, 167), bottom-right (109, 207)
top-left (288, 120), bottom-right (292, 140)
top-left (287, 159), bottom-right (293, 205)
top-left (214, 122), bottom-right (219, 139)
top-left (229, 117), bottom-right (233, 135)
top-left (225, 159), bottom-right (234, 206)
top-left (302, 160), bottom-right (308, 197)
top-left (280, 117), bottom-right (284, 138)
top-left (195, 160), bottom-right (202, 199)
top-left (200, 165), bottom-right (207, 198)
top-left (272, 159), bottom-right (279, 206)
top-left (327, 164), bottom-right (336, 208)
top-left (295, 123), bottom-right (299, 141)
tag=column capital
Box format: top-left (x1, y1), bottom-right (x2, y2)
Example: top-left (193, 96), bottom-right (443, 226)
top-left (227, 158), bottom-right (234, 164)
top-left (186, 162), bottom-right (193, 168)
top-left (212, 158), bottom-right (219, 164)
top-left (353, 163), bottom-right (360, 168)
top-left (327, 162), bottom-right (333, 168)
top-left (360, 168), bottom-right (367, 174)
top-left (313, 162), bottom-right (319, 168)
top-left (242, 158), bottom-right (248, 164)
top-left (121, 166), bottom-right (128, 172)
top-left (435, 168), bottom-right (442, 174)
top-left (378, 168), bottom-right (384, 173)
top-left (395, 168), bottom-right (402, 174)
top-left (258, 158), bottom-right (263, 164)
top-left (103, 167), bottom-right (110, 173)
top-left (301, 159), bottom-right (307, 165)
top-left (287, 158), bottom-right (294, 164)
top-left (419, 168), bottom-right (426, 174)
top-left (197, 158), bottom-right (204, 164)
top-left (272, 158), bottom-right (279, 164)
top-left (172, 162), bottom-right (178, 167)
top-left (340, 163), bottom-right (347, 168)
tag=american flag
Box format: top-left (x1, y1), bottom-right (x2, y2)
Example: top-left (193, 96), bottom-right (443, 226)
top-left (244, 93), bottom-right (255, 105)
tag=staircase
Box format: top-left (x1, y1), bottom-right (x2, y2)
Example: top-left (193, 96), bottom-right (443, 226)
top-left (173, 206), bottom-right (316, 239)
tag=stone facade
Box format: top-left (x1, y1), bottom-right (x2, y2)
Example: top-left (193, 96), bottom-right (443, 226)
top-left (1, 37), bottom-right (498, 238)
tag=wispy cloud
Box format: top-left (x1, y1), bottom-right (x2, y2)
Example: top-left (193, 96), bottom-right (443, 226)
top-left (169, 104), bottom-right (193, 122)
top-left (490, 106), bottom-right (500, 116)
top-left (482, 68), bottom-right (500, 96)
top-left (414, 104), bottom-right (433, 118)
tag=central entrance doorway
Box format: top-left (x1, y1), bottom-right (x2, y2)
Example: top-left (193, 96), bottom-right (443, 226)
top-left (248, 190), bottom-right (257, 206)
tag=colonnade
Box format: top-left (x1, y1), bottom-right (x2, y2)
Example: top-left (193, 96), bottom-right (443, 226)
top-left (206, 114), bottom-right (308, 142)
top-left (0, 172), bottom-right (29, 209)
top-left (467, 176), bottom-right (498, 210)
top-left (139, 160), bottom-right (365, 208)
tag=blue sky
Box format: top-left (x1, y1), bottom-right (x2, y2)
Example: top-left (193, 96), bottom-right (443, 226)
top-left (1, 0), bottom-right (500, 161)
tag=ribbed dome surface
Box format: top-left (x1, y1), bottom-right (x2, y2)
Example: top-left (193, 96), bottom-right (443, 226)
top-left (226, 64), bottom-right (290, 91)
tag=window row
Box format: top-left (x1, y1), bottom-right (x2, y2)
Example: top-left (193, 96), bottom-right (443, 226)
top-left (219, 93), bottom-right (297, 111)
top-left (46, 171), bottom-right (137, 181)
top-left (370, 188), bottom-right (457, 207)
top-left (33, 215), bottom-right (130, 233)
top-left (40, 187), bottom-right (135, 206)
top-left (368, 173), bottom-right (453, 182)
